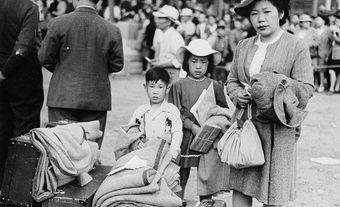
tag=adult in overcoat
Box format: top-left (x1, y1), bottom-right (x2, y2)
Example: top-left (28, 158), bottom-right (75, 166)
top-left (226, 0), bottom-right (314, 206)
top-left (0, 0), bottom-right (44, 187)
top-left (39, 0), bottom-right (124, 148)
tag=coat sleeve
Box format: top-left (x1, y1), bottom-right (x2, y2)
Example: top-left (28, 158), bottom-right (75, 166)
top-left (289, 41), bottom-right (314, 108)
top-left (108, 28), bottom-right (124, 73)
top-left (1, 4), bottom-right (40, 77)
top-left (38, 20), bottom-right (60, 72)
top-left (226, 40), bottom-right (244, 106)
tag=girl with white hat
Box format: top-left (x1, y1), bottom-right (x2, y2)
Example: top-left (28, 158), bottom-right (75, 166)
top-left (168, 39), bottom-right (231, 205)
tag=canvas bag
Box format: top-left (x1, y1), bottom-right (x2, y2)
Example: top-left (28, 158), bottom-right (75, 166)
top-left (217, 105), bottom-right (265, 168)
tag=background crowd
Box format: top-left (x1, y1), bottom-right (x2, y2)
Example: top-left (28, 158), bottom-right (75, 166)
top-left (33, 0), bottom-right (340, 93)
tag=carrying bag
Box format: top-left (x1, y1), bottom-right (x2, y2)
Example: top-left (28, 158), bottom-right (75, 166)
top-left (217, 104), bottom-right (265, 169)
top-left (332, 44), bottom-right (340, 60)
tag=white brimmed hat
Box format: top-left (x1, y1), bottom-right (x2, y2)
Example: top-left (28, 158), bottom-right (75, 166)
top-left (176, 39), bottom-right (222, 65)
top-left (153, 5), bottom-right (180, 25)
top-left (180, 8), bottom-right (193, 16)
top-left (299, 14), bottom-right (313, 22)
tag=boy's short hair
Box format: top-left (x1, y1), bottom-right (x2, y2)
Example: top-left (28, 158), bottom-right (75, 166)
top-left (145, 68), bottom-right (170, 85)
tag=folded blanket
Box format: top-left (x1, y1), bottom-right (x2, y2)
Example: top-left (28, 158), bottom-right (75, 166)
top-left (93, 139), bottom-right (181, 207)
top-left (26, 121), bottom-right (101, 202)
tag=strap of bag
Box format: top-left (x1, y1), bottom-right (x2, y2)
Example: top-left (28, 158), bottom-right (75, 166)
top-left (247, 103), bottom-right (252, 120)
top-left (236, 103), bottom-right (252, 128)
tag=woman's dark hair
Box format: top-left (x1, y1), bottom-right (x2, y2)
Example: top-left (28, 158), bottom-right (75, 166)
top-left (182, 50), bottom-right (215, 76)
top-left (247, 0), bottom-right (290, 26)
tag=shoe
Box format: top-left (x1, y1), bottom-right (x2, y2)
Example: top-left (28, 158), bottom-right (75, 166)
top-left (198, 199), bottom-right (215, 207)
top-left (318, 87), bottom-right (325, 92)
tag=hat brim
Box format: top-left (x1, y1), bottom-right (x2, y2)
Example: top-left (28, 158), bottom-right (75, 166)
top-left (234, 0), bottom-right (290, 17)
top-left (176, 46), bottom-right (222, 66)
top-left (152, 11), bottom-right (181, 25)
top-left (234, 0), bottom-right (255, 17)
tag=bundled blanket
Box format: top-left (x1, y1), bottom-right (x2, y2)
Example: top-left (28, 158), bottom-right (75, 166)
top-left (20, 121), bottom-right (101, 202)
top-left (93, 139), bottom-right (182, 207)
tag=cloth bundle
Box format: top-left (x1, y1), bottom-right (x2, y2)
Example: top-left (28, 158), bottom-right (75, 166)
top-left (20, 121), bottom-right (101, 202)
top-left (93, 139), bottom-right (182, 207)
top-left (217, 105), bottom-right (265, 168)
top-left (189, 82), bottom-right (235, 153)
top-left (249, 71), bottom-right (310, 127)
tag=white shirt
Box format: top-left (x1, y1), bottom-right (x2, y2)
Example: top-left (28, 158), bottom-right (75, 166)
top-left (249, 29), bottom-right (284, 77)
top-left (153, 27), bottom-right (185, 67)
top-left (177, 21), bottom-right (196, 36)
top-left (129, 101), bottom-right (183, 159)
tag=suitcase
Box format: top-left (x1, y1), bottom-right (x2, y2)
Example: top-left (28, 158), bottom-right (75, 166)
top-left (1, 136), bottom-right (111, 207)
top-left (0, 137), bottom-right (41, 207)
top-left (42, 165), bottom-right (111, 207)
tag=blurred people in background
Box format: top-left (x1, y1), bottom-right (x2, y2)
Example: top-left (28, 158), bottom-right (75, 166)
top-left (196, 13), bottom-right (209, 39)
top-left (314, 16), bottom-right (333, 92)
top-left (296, 14), bottom-right (319, 71)
top-left (151, 5), bottom-right (185, 83)
top-left (328, 12), bottom-right (340, 93)
top-left (211, 24), bottom-right (230, 84)
top-left (229, 19), bottom-right (244, 57)
top-left (289, 14), bottom-right (300, 34)
top-left (177, 8), bottom-right (196, 44)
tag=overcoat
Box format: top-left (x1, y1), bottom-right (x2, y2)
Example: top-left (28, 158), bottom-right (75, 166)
top-left (226, 32), bottom-right (314, 205)
top-left (39, 7), bottom-right (124, 111)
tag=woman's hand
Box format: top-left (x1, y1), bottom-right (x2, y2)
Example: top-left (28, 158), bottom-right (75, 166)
top-left (237, 89), bottom-right (252, 108)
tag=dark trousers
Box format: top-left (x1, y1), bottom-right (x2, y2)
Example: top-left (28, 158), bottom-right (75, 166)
top-left (48, 107), bottom-right (107, 148)
top-left (0, 58), bottom-right (44, 187)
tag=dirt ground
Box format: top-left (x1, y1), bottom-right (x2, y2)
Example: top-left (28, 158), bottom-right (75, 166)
top-left (41, 70), bottom-right (340, 207)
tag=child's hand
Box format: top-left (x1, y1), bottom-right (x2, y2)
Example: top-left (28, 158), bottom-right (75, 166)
top-left (191, 124), bottom-right (201, 136)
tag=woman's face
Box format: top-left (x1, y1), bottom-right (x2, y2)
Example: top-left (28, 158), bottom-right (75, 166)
top-left (188, 55), bottom-right (209, 79)
top-left (249, 0), bottom-right (283, 40)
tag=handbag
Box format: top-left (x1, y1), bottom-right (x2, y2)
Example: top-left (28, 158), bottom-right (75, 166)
top-left (217, 104), bottom-right (265, 169)
top-left (332, 44), bottom-right (340, 60)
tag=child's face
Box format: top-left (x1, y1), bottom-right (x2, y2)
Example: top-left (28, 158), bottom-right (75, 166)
top-left (144, 80), bottom-right (168, 105)
top-left (188, 55), bottom-right (209, 79)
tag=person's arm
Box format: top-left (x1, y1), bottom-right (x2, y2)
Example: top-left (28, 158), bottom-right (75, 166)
top-left (38, 20), bottom-right (60, 72)
top-left (108, 28), bottom-right (124, 73)
top-left (1, 4), bottom-right (40, 78)
top-left (168, 107), bottom-right (183, 159)
top-left (226, 40), bottom-right (247, 106)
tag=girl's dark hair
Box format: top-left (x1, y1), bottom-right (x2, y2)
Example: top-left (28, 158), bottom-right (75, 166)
top-left (247, 0), bottom-right (290, 26)
top-left (182, 51), bottom-right (215, 76)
